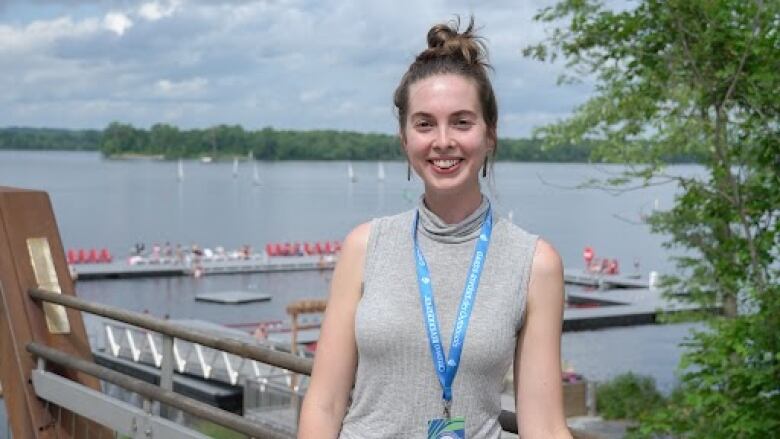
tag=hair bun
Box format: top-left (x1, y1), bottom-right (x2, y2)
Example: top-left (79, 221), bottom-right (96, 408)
top-left (394, 15), bottom-right (498, 142)
top-left (421, 16), bottom-right (485, 66)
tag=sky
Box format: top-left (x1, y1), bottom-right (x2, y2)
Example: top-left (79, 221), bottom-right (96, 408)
top-left (0, 0), bottom-right (595, 137)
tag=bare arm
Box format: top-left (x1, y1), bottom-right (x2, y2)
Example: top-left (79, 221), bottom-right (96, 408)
top-left (515, 239), bottom-right (572, 439)
top-left (298, 222), bottom-right (370, 439)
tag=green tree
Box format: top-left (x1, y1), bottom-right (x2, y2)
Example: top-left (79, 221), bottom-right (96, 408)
top-left (525, 0), bottom-right (779, 437)
top-left (149, 123), bottom-right (181, 158)
top-left (101, 122), bottom-right (148, 156)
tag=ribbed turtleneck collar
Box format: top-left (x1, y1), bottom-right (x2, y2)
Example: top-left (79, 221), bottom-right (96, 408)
top-left (417, 195), bottom-right (490, 244)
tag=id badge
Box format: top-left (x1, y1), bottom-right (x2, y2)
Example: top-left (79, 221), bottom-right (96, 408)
top-left (427, 416), bottom-right (465, 439)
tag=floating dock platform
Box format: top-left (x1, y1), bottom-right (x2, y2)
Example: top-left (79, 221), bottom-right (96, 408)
top-left (73, 255), bottom-right (649, 290)
top-left (564, 268), bottom-right (650, 289)
top-left (564, 287), bottom-right (699, 331)
top-left (195, 290), bottom-right (273, 304)
top-left (72, 261), bottom-right (185, 278)
top-left (72, 255), bottom-right (336, 280)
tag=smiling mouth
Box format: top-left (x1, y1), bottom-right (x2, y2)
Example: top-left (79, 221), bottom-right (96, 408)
top-left (430, 159), bottom-right (462, 169)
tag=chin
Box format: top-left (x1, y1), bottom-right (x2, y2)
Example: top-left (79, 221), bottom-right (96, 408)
top-left (422, 177), bottom-right (480, 196)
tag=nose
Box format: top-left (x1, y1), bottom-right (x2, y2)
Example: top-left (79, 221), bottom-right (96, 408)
top-left (433, 126), bottom-right (453, 150)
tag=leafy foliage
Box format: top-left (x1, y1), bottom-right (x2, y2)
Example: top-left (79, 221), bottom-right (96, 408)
top-left (596, 373), bottom-right (665, 421)
top-left (526, 0), bottom-right (780, 437)
top-left (0, 127), bottom-right (101, 150)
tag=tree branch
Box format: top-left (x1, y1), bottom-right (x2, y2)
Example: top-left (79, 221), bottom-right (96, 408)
top-left (721, 2), bottom-right (763, 106)
top-left (673, 16), bottom-right (705, 86)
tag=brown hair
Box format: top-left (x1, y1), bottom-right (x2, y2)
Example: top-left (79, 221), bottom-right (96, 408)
top-left (394, 16), bottom-right (498, 150)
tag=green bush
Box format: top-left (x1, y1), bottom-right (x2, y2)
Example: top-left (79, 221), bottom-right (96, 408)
top-left (596, 372), bottom-right (666, 420)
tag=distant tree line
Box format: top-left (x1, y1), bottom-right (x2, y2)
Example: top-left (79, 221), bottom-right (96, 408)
top-left (0, 124), bottom-right (704, 162)
top-left (98, 123), bottom-right (405, 160)
top-left (0, 127), bottom-right (102, 150)
top-left (97, 122), bottom-right (600, 162)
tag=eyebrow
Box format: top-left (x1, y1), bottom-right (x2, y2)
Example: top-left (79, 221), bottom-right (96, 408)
top-left (409, 110), bottom-right (479, 119)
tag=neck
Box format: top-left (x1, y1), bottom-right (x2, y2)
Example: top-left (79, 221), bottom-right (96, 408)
top-left (423, 186), bottom-right (483, 224)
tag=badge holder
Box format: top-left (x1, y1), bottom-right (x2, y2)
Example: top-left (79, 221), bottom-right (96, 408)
top-left (428, 399), bottom-right (465, 438)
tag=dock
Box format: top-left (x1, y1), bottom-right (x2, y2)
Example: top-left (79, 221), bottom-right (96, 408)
top-left (564, 287), bottom-right (699, 331)
top-left (564, 268), bottom-right (650, 289)
top-left (72, 261), bottom-right (185, 278)
top-left (73, 255), bottom-right (649, 290)
top-left (196, 256), bottom-right (336, 275)
top-left (195, 290), bottom-right (273, 304)
top-left (72, 254), bottom-right (337, 280)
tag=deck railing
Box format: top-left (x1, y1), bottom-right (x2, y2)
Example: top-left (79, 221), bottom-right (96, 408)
top-left (27, 287), bottom-right (306, 438)
top-left (26, 287), bottom-right (524, 437)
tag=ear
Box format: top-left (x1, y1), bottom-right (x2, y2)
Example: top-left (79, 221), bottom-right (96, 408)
top-left (399, 130), bottom-right (407, 152)
top-left (487, 127), bottom-right (498, 155)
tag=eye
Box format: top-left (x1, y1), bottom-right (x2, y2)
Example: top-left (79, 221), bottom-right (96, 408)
top-left (454, 119), bottom-right (474, 129)
top-left (413, 119), bottom-right (433, 130)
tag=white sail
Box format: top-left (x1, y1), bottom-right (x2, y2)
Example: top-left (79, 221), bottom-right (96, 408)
top-left (348, 162), bottom-right (356, 182)
top-left (232, 157), bottom-right (239, 178)
top-left (177, 159), bottom-right (184, 182)
top-left (252, 162), bottom-right (261, 186)
top-left (377, 162), bottom-right (385, 181)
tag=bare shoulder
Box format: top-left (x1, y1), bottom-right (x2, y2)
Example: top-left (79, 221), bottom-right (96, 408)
top-left (527, 238), bottom-right (565, 311)
top-left (530, 238), bottom-right (563, 279)
top-left (340, 221), bottom-right (371, 259)
top-left (331, 221), bottom-right (372, 287)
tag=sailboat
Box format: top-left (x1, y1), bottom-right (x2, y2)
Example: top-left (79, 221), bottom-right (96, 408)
top-left (177, 159), bottom-right (184, 182)
top-left (348, 162), bottom-right (357, 183)
top-left (252, 162), bottom-right (261, 186)
top-left (232, 157), bottom-right (239, 178)
top-left (377, 162), bottom-right (385, 182)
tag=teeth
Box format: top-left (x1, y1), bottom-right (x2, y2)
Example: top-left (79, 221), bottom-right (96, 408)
top-left (432, 159), bottom-right (459, 169)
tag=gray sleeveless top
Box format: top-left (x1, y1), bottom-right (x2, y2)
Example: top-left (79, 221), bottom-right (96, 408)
top-left (339, 196), bottom-right (538, 438)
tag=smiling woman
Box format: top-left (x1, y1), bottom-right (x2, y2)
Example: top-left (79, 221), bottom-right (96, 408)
top-left (402, 73), bottom-right (493, 219)
top-left (298, 16), bottom-right (572, 439)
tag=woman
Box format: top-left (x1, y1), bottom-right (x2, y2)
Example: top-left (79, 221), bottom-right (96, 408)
top-left (299, 17), bottom-right (571, 439)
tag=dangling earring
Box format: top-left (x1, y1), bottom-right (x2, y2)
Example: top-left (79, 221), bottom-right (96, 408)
top-left (482, 157), bottom-right (488, 178)
top-left (407, 163), bottom-right (411, 181)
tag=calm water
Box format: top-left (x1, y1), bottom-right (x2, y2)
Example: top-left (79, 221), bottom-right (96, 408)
top-left (0, 150), bottom-right (702, 394)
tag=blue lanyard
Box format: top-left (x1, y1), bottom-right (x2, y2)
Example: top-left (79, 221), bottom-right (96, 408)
top-left (412, 204), bottom-right (493, 412)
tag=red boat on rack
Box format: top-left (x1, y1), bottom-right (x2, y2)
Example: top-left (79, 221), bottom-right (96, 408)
top-left (264, 240), bottom-right (341, 257)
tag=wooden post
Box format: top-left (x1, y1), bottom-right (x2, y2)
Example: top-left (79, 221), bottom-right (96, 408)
top-left (285, 299), bottom-right (328, 354)
top-left (285, 299), bottom-right (327, 391)
top-left (0, 186), bottom-right (111, 438)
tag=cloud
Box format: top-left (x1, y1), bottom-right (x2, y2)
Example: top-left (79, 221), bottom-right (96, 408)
top-left (138, 0), bottom-right (181, 21)
top-left (0, 0), bottom-right (592, 136)
top-left (155, 77), bottom-right (208, 97)
top-left (0, 15), bottom-right (100, 53)
top-left (103, 11), bottom-right (132, 35)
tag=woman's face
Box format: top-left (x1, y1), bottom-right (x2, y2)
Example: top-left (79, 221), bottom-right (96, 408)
top-left (401, 73), bottom-right (494, 196)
